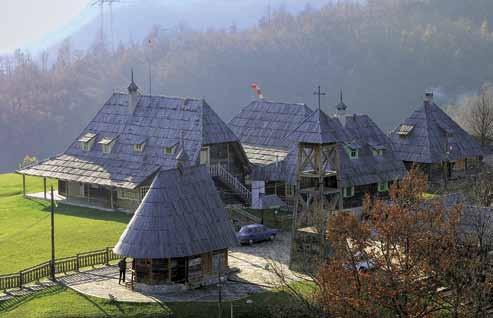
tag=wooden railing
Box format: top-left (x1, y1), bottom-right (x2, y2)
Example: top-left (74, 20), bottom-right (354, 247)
top-left (0, 247), bottom-right (121, 291)
top-left (209, 164), bottom-right (251, 202)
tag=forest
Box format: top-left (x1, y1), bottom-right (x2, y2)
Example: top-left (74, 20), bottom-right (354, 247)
top-left (1, 0), bottom-right (493, 172)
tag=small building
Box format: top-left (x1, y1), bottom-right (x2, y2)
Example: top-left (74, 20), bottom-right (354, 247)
top-left (113, 164), bottom-right (238, 289)
top-left (18, 76), bottom-right (250, 211)
top-left (390, 93), bottom-right (483, 182)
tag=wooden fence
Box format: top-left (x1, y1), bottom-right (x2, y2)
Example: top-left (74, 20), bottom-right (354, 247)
top-left (0, 247), bottom-right (120, 291)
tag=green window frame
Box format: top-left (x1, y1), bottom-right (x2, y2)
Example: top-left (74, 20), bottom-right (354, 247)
top-left (343, 186), bottom-right (355, 198)
top-left (345, 145), bottom-right (359, 160)
top-left (378, 182), bottom-right (389, 192)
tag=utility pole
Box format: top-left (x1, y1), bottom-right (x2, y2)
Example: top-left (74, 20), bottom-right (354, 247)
top-left (50, 186), bottom-right (56, 281)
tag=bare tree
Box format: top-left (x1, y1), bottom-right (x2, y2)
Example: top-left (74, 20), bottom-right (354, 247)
top-left (467, 84), bottom-right (493, 146)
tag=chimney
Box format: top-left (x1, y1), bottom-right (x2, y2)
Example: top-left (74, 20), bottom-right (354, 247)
top-left (424, 92), bottom-right (434, 104)
top-left (128, 69), bottom-right (139, 113)
top-left (251, 83), bottom-right (264, 100)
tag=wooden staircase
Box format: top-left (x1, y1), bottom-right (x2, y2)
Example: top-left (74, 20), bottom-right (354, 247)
top-left (209, 164), bottom-right (251, 204)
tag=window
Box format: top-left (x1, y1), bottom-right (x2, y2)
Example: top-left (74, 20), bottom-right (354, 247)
top-left (118, 189), bottom-right (139, 201)
top-left (140, 186), bottom-right (150, 200)
top-left (164, 145), bottom-right (176, 155)
top-left (102, 144), bottom-right (112, 154)
top-left (134, 143), bottom-right (145, 152)
top-left (372, 149), bottom-right (384, 157)
top-left (78, 132), bottom-right (96, 152)
top-left (350, 149), bottom-right (358, 159)
top-left (378, 182), bottom-right (389, 192)
top-left (345, 144), bottom-right (359, 160)
top-left (343, 186), bottom-right (354, 198)
top-left (98, 136), bottom-right (117, 154)
top-left (397, 124), bottom-right (414, 136)
top-left (200, 147), bottom-right (210, 165)
top-left (81, 142), bottom-right (91, 152)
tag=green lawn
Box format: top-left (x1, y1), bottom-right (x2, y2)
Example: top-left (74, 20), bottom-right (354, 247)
top-left (0, 284), bottom-right (302, 318)
top-left (0, 174), bottom-right (131, 274)
top-left (0, 173), bottom-right (306, 317)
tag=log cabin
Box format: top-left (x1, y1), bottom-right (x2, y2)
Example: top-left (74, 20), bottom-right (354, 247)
top-left (113, 164), bottom-right (238, 290)
top-left (390, 93), bottom-right (483, 183)
top-left (18, 76), bottom-right (250, 212)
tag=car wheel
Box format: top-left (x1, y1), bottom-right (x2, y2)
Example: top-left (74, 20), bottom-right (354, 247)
top-left (270, 235), bottom-right (275, 241)
top-left (249, 239), bottom-right (254, 245)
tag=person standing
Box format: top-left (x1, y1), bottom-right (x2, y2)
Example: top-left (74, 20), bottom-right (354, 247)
top-left (118, 257), bottom-right (127, 284)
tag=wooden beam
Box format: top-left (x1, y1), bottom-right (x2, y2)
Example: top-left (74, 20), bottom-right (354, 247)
top-left (43, 178), bottom-right (47, 200)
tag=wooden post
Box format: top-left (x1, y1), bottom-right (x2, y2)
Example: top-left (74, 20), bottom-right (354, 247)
top-left (105, 247), bottom-right (110, 265)
top-left (43, 177), bottom-right (47, 200)
top-left (22, 174), bottom-right (26, 197)
top-left (110, 188), bottom-right (114, 210)
top-left (168, 258), bottom-right (171, 282)
top-left (87, 184), bottom-right (90, 203)
top-left (226, 143), bottom-right (230, 171)
top-left (76, 254), bottom-right (80, 271)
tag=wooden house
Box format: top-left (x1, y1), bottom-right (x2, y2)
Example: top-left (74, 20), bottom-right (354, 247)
top-left (113, 164), bottom-right (238, 289)
top-left (390, 93), bottom-right (483, 182)
top-left (229, 97), bottom-right (407, 209)
top-left (18, 77), bottom-right (250, 211)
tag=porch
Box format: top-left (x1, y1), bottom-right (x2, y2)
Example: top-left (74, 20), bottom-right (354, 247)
top-left (25, 190), bottom-right (125, 213)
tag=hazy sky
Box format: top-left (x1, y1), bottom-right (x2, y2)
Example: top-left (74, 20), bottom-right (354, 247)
top-left (2, 0), bottom-right (91, 53)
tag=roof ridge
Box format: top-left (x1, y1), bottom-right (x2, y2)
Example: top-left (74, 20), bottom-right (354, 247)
top-left (113, 91), bottom-right (203, 101)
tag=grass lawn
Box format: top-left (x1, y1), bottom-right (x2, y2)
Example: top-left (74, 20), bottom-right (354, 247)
top-left (0, 173), bottom-right (310, 317)
top-left (0, 283), bottom-right (307, 318)
top-left (0, 174), bottom-right (131, 274)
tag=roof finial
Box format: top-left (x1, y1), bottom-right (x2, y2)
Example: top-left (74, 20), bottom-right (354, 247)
top-left (128, 68), bottom-right (139, 93)
top-left (336, 89), bottom-right (347, 112)
top-left (313, 85), bottom-right (326, 111)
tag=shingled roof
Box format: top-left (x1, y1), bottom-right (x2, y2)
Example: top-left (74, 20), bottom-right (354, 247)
top-left (19, 93), bottom-right (239, 189)
top-left (228, 99), bottom-right (313, 149)
top-left (390, 98), bottom-right (483, 164)
top-left (254, 109), bottom-right (407, 188)
top-left (113, 165), bottom-right (238, 259)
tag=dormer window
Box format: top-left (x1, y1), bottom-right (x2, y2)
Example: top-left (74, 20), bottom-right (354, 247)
top-left (372, 149), bottom-right (384, 157)
top-left (98, 136), bottom-right (117, 154)
top-left (163, 143), bottom-right (177, 155)
top-left (134, 143), bottom-right (145, 152)
top-left (345, 143), bottom-right (360, 160)
top-left (397, 124), bottom-right (414, 136)
top-left (369, 143), bottom-right (386, 157)
top-left (78, 133), bottom-right (97, 152)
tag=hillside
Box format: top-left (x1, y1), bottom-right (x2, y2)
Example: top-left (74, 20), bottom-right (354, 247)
top-left (1, 0), bottom-right (493, 171)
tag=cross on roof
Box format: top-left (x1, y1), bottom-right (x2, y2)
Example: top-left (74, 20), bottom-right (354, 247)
top-left (313, 86), bottom-right (326, 110)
